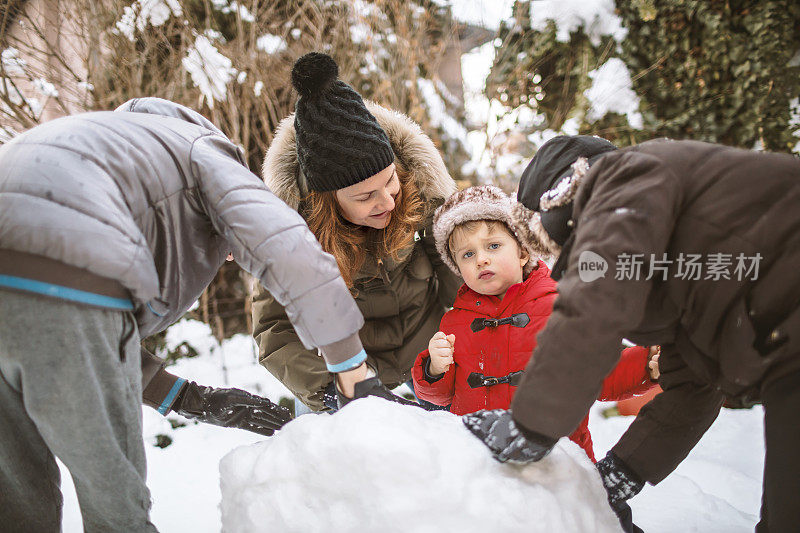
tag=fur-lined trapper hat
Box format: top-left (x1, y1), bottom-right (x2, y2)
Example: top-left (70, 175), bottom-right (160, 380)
top-left (433, 185), bottom-right (550, 276)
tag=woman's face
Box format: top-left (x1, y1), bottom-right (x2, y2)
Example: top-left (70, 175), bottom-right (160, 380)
top-left (335, 163), bottom-right (400, 229)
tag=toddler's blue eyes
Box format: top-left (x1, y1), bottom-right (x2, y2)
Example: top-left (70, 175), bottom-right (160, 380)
top-left (462, 244), bottom-right (500, 259)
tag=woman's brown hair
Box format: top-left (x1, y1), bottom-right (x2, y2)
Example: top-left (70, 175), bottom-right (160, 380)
top-left (300, 164), bottom-right (425, 288)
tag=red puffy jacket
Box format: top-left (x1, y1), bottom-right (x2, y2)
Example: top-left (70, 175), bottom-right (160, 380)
top-left (412, 261), bottom-right (655, 462)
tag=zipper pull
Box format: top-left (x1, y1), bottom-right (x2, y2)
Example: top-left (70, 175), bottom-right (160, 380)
top-left (377, 258), bottom-right (390, 285)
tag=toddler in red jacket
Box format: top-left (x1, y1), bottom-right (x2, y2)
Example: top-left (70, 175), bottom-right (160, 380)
top-left (412, 185), bottom-right (657, 461)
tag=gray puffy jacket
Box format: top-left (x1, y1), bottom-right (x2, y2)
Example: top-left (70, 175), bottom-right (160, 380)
top-left (0, 97), bottom-right (363, 371)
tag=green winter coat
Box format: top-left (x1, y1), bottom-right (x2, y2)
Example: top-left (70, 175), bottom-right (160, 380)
top-left (253, 101), bottom-right (460, 410)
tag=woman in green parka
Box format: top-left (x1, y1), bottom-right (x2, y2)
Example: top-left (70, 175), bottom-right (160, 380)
top-left (252, 53), bottom-right (460, 411)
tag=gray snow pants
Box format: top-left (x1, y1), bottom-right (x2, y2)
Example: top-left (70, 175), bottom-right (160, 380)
top-left (0, 289), bottom-right (158, 533)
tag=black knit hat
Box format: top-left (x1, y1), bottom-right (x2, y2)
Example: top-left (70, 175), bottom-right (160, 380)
top-left (291, 52), bottom-right (395, 192)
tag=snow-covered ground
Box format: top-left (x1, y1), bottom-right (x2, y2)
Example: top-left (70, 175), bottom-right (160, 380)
top-left (57, 319), bottom-right (764, 532)
top-left (590, 403), bottom-right (763, 532)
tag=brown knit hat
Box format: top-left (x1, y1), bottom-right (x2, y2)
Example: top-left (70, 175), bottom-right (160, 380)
top-left (432, 185), bottom-right (549, 277)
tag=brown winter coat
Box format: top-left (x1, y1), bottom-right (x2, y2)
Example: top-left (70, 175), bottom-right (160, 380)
top-left (512, 139), bottom-right (800, 484)
top-left (253, 102), bottom-right (460, 410)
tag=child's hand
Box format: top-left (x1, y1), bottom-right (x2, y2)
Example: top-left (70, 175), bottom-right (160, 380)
top-left (647, 345), bottom-right (661, 380)
top-left (428, 331), bottom-right (455, 375)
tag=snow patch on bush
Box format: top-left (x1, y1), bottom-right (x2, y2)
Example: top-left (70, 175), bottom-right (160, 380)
top-left (0, 126), bottom-right (18, 143)
top-left (789, 97), bottom-right (800, 154)
top-left (256, 34), bottom-right (287, 55)
top-left (220, 398), bottom-right (621, 533)
top-left (418, 78), bottom-right (469, 148)
top-left (116, 0), bottom-right (182, 41)
top-left (584, 58), bottom-right (643, 129)
top-left (34, 78), bottom-right (59, 98)
top-left (529, 0), bottom-right (627, 46)
top-left (433, 0), bottom-right (513, 31)
top-left (350, 23), bottom-right (371, 44)
top-left (182, 35), bottom-right (237, 106)
top-left (1, 47), bottom-right (26, 75)
top-left (210, 0), bottom-right (255, 22)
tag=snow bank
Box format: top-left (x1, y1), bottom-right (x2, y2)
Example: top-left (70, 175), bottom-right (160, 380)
top-left (220, 398), bottom-right (621, 533)
top-left (589, 403), bottom-right (764, 531)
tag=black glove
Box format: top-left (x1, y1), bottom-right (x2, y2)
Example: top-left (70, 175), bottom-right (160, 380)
top-left (596, 451), bottom-right (645, 505)
top-left (323, 381), bottom-right (339, 411)
top-left (462, 409), bottom-right (556, 464)
top-left (173, 381), bottom-right (292, 437)
top-left (337, 376), bottom-right (421, 409)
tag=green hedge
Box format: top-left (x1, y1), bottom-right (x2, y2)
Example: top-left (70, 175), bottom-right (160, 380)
top-left (489, 0), bottom-right (800, 152)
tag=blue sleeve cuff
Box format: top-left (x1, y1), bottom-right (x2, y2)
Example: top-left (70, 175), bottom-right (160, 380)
top-left (326, 349), bottom-right (368, 373)
top-left (157, 378), bottom-right (187, 415)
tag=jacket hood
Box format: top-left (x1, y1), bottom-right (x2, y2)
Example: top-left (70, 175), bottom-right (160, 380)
top-left (262, 100), bottom-right (456, 210)
top-left (115, 97), bottom-right (226, 137)
top-left (517, 135), bottom-right (616, 212)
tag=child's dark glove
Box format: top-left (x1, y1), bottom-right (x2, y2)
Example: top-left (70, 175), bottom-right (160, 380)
top-left (337, 376), bottom-right (421, 409)
top-left (596, 451), bottom-right (645, 505)
top-left (173, 381), bottom-right (292, 436)
top-left (462, 409), bottom-right (556, 464)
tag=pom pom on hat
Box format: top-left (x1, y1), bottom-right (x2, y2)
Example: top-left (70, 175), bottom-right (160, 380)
top-left (291, 52), bottom-right (339, 98)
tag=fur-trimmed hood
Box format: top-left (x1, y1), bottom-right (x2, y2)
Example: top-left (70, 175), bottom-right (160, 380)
top-left (262, 100), bottom-right (457, 210)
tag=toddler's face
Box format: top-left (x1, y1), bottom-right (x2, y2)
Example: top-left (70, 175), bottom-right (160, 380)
top-left (451, 222), bottom-right (529, 299)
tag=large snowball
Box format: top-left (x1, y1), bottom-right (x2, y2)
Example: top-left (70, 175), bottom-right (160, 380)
top-left (220, 398), bottom-right (621, 533)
